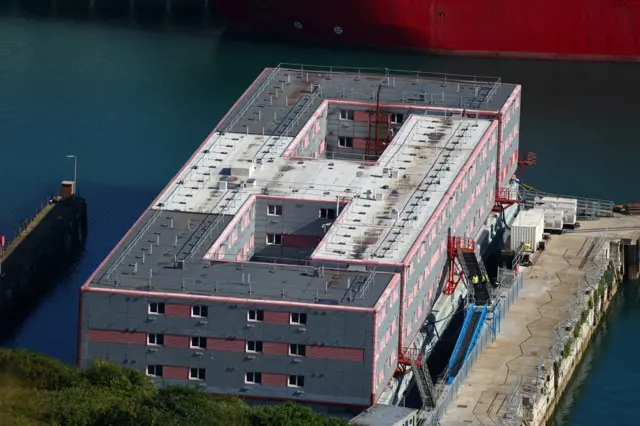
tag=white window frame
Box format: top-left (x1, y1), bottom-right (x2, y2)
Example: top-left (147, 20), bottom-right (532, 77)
top-left (147, 333), bottom-right (164, 346)
top-left (289, 344), bottom-right (306, 357)
top-left (266, 233), bottom-right (282, 245)
top-left (191, 305), bottom-right (208, 318)
top-left (248, 309), bottom-right (264, 322)
top-left (267, 204), bottom-right (283, 216)
top-left (338, 136), bottom-right (353, 148)
top-left (319, 208), bottom-right (336, 219)
top-left (288, 374), bottom-right (305, 388)
top-left (146, 365), bottom-right (163, 377)
top-left (148, 302), bottom-right (165, 315)
top-left (189, 367), bottom-right (206, 381)
top-left (246, 340), bottom-right (263, 353)
top-left (390, 113), bottom-right (404, 124)
top-left (190, 336), bottom-right (207, 349)
top-left (245, 372), bottom-right (262, 384)
top-left (339, 110), bottom-right (354, 120)
top-left (290, 312), bottom-right (307, 325)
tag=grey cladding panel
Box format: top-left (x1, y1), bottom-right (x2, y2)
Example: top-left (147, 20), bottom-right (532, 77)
top-left (81, 292), bottom-right (375, 404)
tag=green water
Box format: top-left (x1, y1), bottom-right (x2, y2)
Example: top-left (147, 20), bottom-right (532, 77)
top-left (1, 7), bottom-right (639, 424)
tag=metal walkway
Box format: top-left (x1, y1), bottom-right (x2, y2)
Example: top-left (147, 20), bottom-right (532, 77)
top-left (519, 184), bottom-right (615, 220)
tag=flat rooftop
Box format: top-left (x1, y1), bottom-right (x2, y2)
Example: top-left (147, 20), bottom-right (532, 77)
top-left (88, 210), bottom-right (396, 308)
top-left (152, 114), bottom-right (491, 264)
top-left (85, 64), bottom-right (515, 302)
top-left (216, 64), bottom-right (514, 136)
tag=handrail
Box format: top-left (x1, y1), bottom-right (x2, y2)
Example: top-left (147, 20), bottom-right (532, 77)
top-left (277, 63), bottom-right (502, 87)
top-left (254, 85), bottom-right (324, 163)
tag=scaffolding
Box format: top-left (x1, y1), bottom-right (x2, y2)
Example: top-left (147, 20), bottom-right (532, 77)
top-left (364, 84), bottom-right (391, 162)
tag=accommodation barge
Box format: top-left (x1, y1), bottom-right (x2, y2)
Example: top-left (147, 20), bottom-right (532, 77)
top-left (78, 64), bottom-right (522, 416)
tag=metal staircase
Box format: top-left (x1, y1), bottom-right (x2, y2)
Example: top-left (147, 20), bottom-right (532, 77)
top-left (457, 248), bottom-right (492, 306)
top-left (411, 357), bottom-right (437, 409)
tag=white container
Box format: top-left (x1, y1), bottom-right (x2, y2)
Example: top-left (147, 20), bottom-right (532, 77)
top-left (543, 209), bottom-right (564, 231)
top-left (510, 209), bottom-right (545, 251)
top-left (534, 196), bottom-right (577, 226)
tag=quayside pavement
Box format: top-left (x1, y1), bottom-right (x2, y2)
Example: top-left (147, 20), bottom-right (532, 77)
top-left (438, 214), bottom-right (640, 425)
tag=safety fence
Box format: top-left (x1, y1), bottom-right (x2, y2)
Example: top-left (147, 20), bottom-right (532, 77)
top-left (421, 268), bottom-right (524, 426)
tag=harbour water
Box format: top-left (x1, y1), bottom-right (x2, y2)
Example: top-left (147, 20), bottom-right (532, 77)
top-left (1, 7), bottom-right (639, 424)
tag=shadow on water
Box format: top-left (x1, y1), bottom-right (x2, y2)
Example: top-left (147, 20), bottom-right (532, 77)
top-left (0, 238), bottom-right (87, 344)
top-left (548, 282), bottom-right (640, 426)
top-left (10, 0), bottom-right (222, 29)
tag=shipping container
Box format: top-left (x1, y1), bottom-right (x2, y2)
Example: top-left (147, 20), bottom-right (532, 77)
top-left (510, 209), bottom-right (545, 251)
top-left (543, 209), bottom-right (564, 232)
top-left (534, 196), bottom-right (577, 227)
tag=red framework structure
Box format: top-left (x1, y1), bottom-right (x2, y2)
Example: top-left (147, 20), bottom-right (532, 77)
top-left (365, 84), bottom-right (391, 162)
top-left (398, 346), bottom-right (423, 370)
top-left (443, 236), bottom-right (476, 295)
top-left (493, 151), bottom-right (537, 213)
top-left (516, 152), bottom-right (537, 179)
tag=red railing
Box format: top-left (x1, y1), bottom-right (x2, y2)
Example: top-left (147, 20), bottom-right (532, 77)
top-left (398, 347), bottom-right (423, 366)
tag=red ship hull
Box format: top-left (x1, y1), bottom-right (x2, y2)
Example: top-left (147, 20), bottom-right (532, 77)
top-left (214, 0), bottom-right (640, 62)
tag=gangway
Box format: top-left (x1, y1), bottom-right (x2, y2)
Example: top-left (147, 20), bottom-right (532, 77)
top-left (455, 240), bottom-right (492, 305)
top-left (398, 347), bottom-right (437, 409)
top-left (446, 304), bottom-right (489, 384)
top-left (519, 183), bottom-right (615, 219)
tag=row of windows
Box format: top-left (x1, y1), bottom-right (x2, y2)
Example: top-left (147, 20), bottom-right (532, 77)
top-left (149, 303), bottom-right (208, 317)
top-left (146, 366), bottom-right (305, 388)
top-left (147, 333), bottom-right (308, 356)
top-left (267, 204), bottom-right (336, 219)
top-left (247, 372), bottom-right (305, 387)
top-left (338, 109), bottom-right (404, 124)
top-left (147, 365), bottom-right (206, 381)
top-left (148, 304), bottom-right (307, 325)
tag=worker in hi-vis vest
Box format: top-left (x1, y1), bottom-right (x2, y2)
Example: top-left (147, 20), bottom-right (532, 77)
top-left (472, 275), bottom-right (479, 284)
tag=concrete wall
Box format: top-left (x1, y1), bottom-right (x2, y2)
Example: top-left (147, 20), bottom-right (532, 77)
top-left (0, 196), bottom-right (87, 335)
top-left (399, 119), bottom-right (500, 348)
top-left (80, 290), bottom-right (375, 406)
top-left (252, 198), bottom-right (345, 263)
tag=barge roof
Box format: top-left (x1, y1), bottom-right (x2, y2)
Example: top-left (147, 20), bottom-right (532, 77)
top-left (87, 209), bottom-right (395, 308)
top-left (85, 64), bottom-right (514, 305)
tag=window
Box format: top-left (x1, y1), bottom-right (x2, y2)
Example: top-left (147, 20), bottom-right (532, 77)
top-left (339, 110), bottom-right (354, 120)
top-left (290, 312), bottom-right (307, 325)
top-left (319, 208), bottom-right (336, 219)
top-left (390, 113), bottom-right (404, 124)
top-left (246, 341), bottom-right (263, 353)
top-left (266, 233), bottom-right (282, 245)
top-left (191, 336), bottom-right (207, 349)
top-left (146, 365), bottom-right (163, 377)
top-left (189, 368), bottom-right (206, 381)
top-left (288, 375), bottom-right (305, 387)
top-left (248, 309), bottom-right (264, 322)
top-left (147, 333), bottom-right (164, 346)
top-left (191, 305), bottom-right (208, 318)
top-left (148, 302), bottom-right (165, 315)
top-left (245, 372), bottom-right (262, 384)
top-left (289, 344), bottom-right (306, 356)
top-left (267, 204), bottom-right (283, 216)
top-left (338, 136), bottom-right (353, 148)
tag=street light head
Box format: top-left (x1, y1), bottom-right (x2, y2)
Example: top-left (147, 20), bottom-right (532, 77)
top-left (67, 155), bottom-right (75, 158)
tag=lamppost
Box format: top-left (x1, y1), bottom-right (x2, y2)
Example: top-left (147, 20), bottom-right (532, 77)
top-left (67, 154), bottom-right (77, 193)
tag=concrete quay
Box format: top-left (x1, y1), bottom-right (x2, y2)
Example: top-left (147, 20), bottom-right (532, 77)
top-left (437, 215), bottom-right (640, 426)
